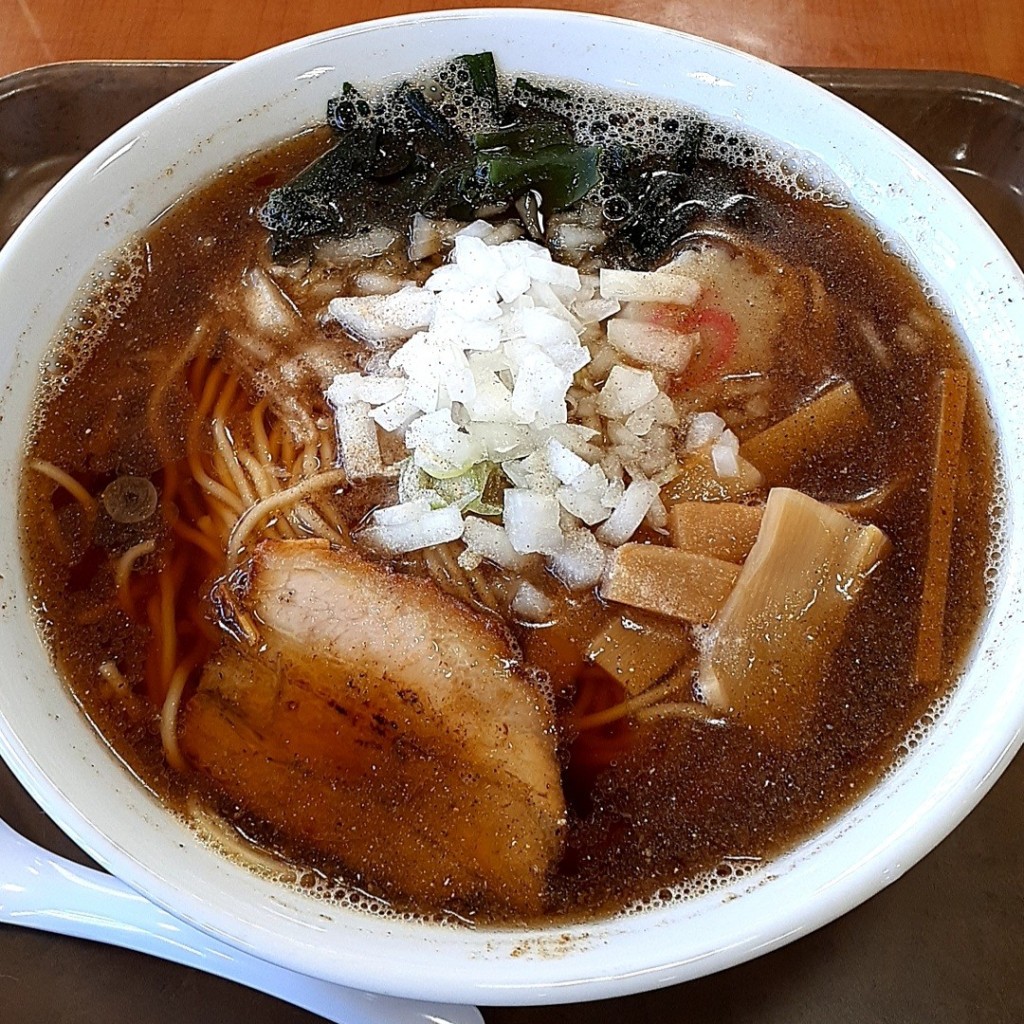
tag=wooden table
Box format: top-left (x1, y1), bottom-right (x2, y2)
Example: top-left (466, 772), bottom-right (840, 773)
top-left (3, 0), bottom-right (1022, 84)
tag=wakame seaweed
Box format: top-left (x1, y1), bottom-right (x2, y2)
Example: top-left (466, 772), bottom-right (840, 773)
top-left (485, 144), bottom-right (601, 212)
top-left (457, 51), bottom-right (500, 111)
top-left (259, 53), bottom-right (613, 258)
top-left (258, 53), bottom-right (732, 264)
top-left (511, 77), bottom-right (571, 105)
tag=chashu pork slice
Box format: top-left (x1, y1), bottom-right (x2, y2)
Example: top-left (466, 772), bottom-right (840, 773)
top-left (180, 539), bottom-right (565, 915)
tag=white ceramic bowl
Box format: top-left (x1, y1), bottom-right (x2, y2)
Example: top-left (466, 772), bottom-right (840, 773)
top-left (1, 8), bottom-right (1023, 1006)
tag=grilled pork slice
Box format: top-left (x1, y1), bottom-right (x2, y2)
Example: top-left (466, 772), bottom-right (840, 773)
top-left (180, 539), bottom-right (565, 915)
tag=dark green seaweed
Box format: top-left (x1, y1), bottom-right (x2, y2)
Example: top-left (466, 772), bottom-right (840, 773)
top-left (401, 87), bottom-right (461, 142)
top-left (485, 144), bottom-right (601, 212)
top-left (259, 52), bottom-right (729, 263)
top-left (511, 76), bottom-right (571, 105)
top-left (259, 56), bottom-right (612, 258)
top-left (474, 122), bottom-right (575, 155)
top-left (457, 51), bottom-right (500, 111)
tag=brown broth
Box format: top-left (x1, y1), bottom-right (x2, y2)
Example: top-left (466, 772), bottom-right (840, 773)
top-left (19, 118), bottom-right (999, 924)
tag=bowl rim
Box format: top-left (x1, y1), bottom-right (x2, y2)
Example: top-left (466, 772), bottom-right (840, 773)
top-left (1, 6), bottom-right (1023, 1005)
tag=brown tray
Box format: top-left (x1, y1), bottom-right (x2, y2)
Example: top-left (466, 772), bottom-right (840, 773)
top-left (0, 61), bottom-right (1021, 1024)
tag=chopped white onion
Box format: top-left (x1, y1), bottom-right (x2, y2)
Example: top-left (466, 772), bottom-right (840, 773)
top-left (574, 297), bottom-right (621, 324)
top-left (685, 411), bottom-right (727, 450)
top-left (595, 476), bottom-right (660, 546)
top-left (353, 271), bottom-right (403, 296)
top-left (404, 408), bottom-right (484, 479)
top-left (316, 227), bottom-right (399, 263)
top-left (711, 428), bottom-right (741, 478)
top-left (409, 213), bottom-right (441, 262)
top-left (503, 489), bottom-right (564, 555)
top-left (483, 221), bottom-right (524, 246)
top-left (370, 497), bottom-right (434, 527)
top-left (321, 235), bottom-right (713, 569)
top-left (502, 448), bottom-right (559, 495)
top-left (545, 422), bottom-right (602, 461)
top-left (510, 581), bottom-right (554, 622)
top-left (557, 462), bottom-right (613, 525)
top-left (606, 317), bottom-right (697, 371)
top-left (599, 267), bottom-right (701, 305)
top-left (358, 504), bottom-right (464, 554)
top-left (597, 365), bottom-right (661, 419)
top-left (548, 529), bottom-right (607, 590)
top-left (327, 287), bottom-right (435, 347)
top-left (370, 392), bottom-right (420, 433)
top-left (545, 437), bottom-right (590, 485)
top-left (456, 219), bottom-right (494, 239)
top-left (462, 517), bottom-right (530, 571)
top-left (243, 267), bottom-right (301, 335)
top-left (548, 223), bottom-right (607, 255)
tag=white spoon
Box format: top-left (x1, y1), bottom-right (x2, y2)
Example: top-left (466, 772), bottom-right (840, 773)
top-left (0, 815), bottom-right (483, 1024)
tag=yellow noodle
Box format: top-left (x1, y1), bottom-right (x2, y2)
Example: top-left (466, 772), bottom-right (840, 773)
top-left (212, 418), bottom-right (258, 506)
top-left (291, 502), bottom-right (344, 543)
top-left (188, 446), bottom-right (246, 512)
top-left (146, 322), bottom-right (208, 453)
top-left (318, 425), bottom-right (336, 469)
top-left (196, 514), bottom-right (220, 540)
top-left (98, 660), bottom-right (130, 694)
top-left (633, 702), bottom-right (726, 725)
top-left (307, 492), bottom-right (347, 535)
top-left (238, 451), bottom-right (296, 540)
top-left (188, 345), bottom-right (212, 393)
top-left (267, 420), bottom-right (284, 463)
top-left (159, 569), bottom-right (178, 691)
top-left (28, 459), bottom-right (96, 516)
top-left (171, 518), bottom-right (223, 560)
top-left (300, 442), bottom-right (321, 479)
top-left (209, 500), bottom-right (239, 535)
top-left (40, 503), bottom-right (72, 563)
top-left (466, 566), bottom-right (501, 613)
top-left (251, 398), bottom-right (273, 463)
top-left (160, 657), bottom-right (198, 772)
top-left (195, 362), bottom-right (226, 421)
top-left (574, 673), bottom-right (691, 732)
top-left (213, 374), bottom-right (240, 421)
top-left (185, 366), bottom-right (246, 511)
top-left (281, 427), bottom-right (295, 469)
top-left (197, 489), bottom-right (238, 531)
top-left (436, 542), bottom-right (501, 613)
top-left (239, 450), bottom-right (276, 495)
top-left (226, 468), bottom-right (347, 568)
top-left (433, 542), bottom-right (469, 586)
top-left (115, 538), bottom-right (157, 609)
top-left (423, 545), bottom-right (469, 600)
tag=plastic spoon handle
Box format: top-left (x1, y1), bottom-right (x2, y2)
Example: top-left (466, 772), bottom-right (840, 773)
top-left (0, 822), bottom-right (481, 1024)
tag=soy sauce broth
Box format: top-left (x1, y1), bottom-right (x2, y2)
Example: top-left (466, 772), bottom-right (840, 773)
top-left (19, 82), bottom-right (1000, 924)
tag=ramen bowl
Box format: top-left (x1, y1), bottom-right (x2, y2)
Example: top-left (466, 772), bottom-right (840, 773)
top-left (0, 8), bottom-right (1022, 1006)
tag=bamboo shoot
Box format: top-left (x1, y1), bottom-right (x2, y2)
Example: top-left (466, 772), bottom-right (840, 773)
top-left (699, 487), bottom-right (888, 745)
top-left (601, 543), bottom-right (739, 623)
top-left (587, 613), bottom-right (694, 696)
top-left (740, 381), bottom-right (869, 481)
top-left (662, 451), bottom-right (763, 504)
top-left (915, 370), bottom-right (968, 685)
top-left (669, 501), bottom-right (764, 563)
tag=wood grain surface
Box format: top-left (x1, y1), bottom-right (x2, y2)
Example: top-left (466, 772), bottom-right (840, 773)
top-left (3, 0), bottom-right (1022, 83)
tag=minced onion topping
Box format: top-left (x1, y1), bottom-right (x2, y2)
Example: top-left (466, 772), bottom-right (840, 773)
top-left (325, 219), bottom-right (733, 586)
